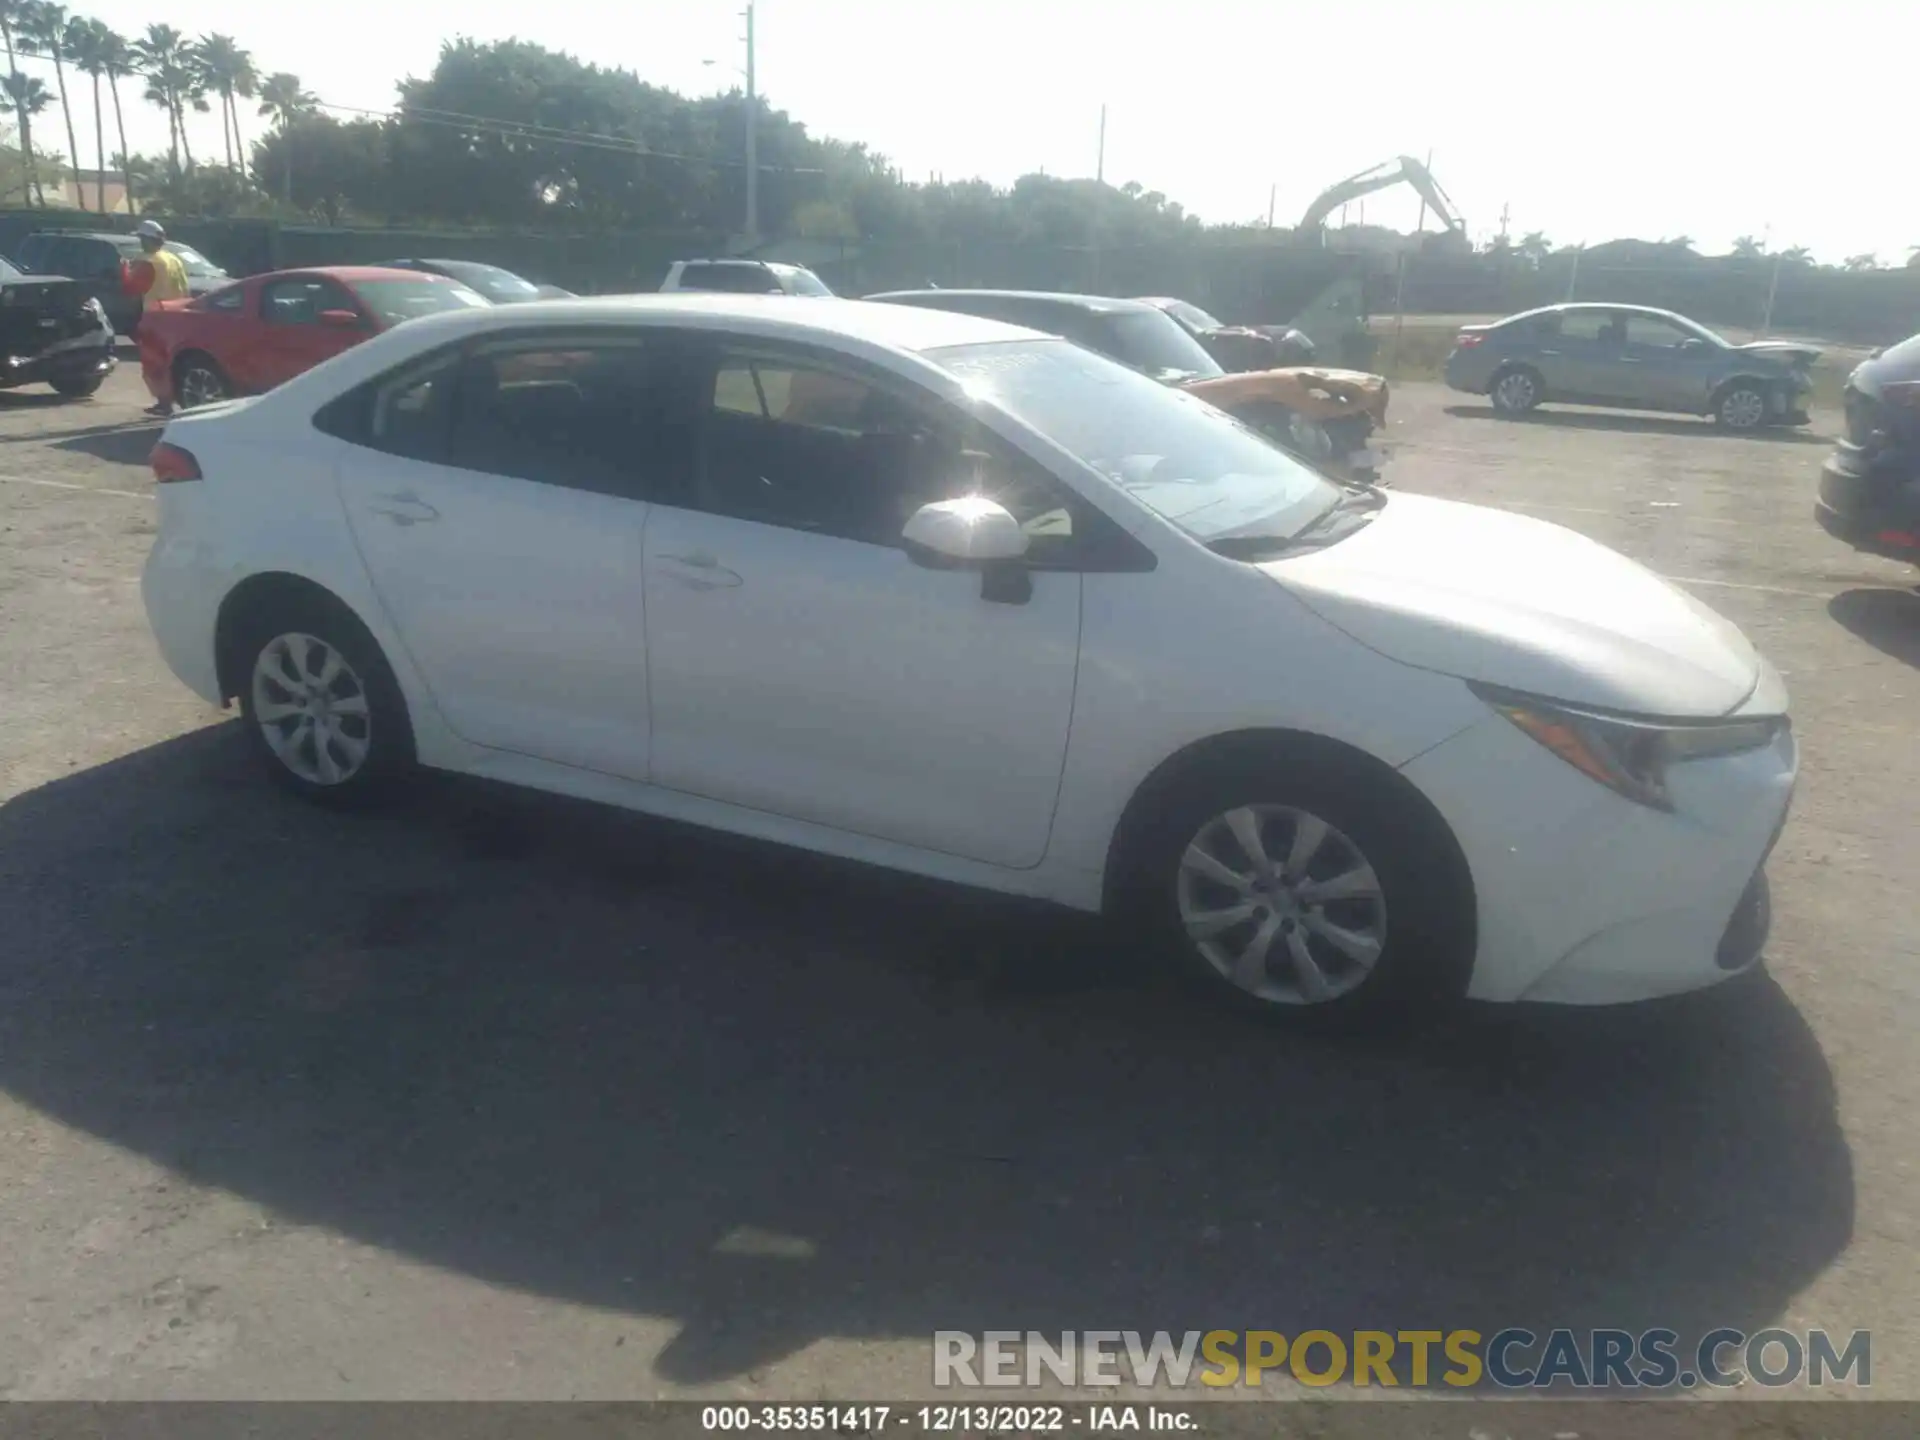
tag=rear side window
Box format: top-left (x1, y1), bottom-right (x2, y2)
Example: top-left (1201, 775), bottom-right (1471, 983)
top-left (677, 263), bottom-right (781, 294)
top-left (1557, 311), bottom-right (1620, 343)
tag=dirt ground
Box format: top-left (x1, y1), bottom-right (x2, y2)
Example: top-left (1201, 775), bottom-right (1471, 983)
top-left (0, 364), bottom-right (1916, 1405)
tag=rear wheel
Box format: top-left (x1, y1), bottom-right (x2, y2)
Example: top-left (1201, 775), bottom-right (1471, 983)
top-left (174, 353), bottom-right (230, 409)
top-left (233, 593), bottom-right (414, 807)
top-left (1489, 366), bottom-right (1543, 415)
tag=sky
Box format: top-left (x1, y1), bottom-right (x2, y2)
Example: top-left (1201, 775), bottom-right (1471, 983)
top-left (38, 0), bottom-right (1917, 265)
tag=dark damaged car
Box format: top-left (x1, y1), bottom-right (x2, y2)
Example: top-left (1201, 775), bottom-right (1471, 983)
top-left (0, 253), bottom-right (116, 398)
top-left (1816, 332), bottom-right (1920, 568)
top-left (1445, 303), bottom-right (1817, 431)
top-left (1135, 296), bottom-right (1318, 372)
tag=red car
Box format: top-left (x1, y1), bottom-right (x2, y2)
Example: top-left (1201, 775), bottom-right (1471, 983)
top-left (139, 265), bottom-right (490, 410)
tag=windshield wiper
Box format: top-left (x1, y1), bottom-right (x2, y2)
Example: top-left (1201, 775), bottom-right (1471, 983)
top-left (1207, 486), bottom-right (1386, 560)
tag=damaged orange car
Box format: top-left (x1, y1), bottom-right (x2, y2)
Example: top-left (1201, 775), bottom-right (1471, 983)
top-left (866, 288), bottom-right (1388, 482)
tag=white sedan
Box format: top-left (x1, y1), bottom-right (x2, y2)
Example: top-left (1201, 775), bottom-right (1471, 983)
top-left (141, 294), bottom-right (1796, 1019)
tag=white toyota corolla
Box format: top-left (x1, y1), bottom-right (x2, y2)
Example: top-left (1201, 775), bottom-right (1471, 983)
top-left (141, 294), bottom-right (1796, 1020)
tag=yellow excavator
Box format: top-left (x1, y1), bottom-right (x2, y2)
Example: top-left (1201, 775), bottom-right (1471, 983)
top-left (1297, 155), bottom-right (1468, 249)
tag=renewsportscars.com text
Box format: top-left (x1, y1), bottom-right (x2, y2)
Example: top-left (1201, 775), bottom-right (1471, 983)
top-left (932, 1328), bottom-right (1871, 1390)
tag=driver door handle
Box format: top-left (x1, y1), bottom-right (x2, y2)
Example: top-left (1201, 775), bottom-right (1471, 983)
top-left (367, 492), bottom-right (439, 526)
top-left (656, 551), bottom-right (743, 590)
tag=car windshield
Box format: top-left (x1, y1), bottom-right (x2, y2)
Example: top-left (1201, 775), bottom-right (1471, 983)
top-left (777, 266), bottom-right (834, 297)
top-left (933, 339), bottom-right (1339, 546)
top-left (168, 243), bottom-right (225, 277)
top-left (429, 261), bottom-right (543, 300)
top-left (1089, 309), bottom-right (1225, 381)
top-left (353, 278), bottom-right (491, 325)
top-left (1162, 299), bottom-right (1225, 332)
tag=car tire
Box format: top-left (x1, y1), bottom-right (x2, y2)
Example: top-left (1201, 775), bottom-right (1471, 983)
top-left (1714, 382), bottom-right (1769, 432)
top-left (48, 372), bottom-right (105, 399)
top-left (173, 353), bottom-right (231, 410)
top-left (233, 592), bottom-right (415, 808)
top-left (1488, 366), bottom-right (1543, 416)
top-left (1125, 748), bottom-right (1474, 1026)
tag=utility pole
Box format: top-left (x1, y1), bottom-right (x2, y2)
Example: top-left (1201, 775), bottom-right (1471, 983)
top-left (1267, 182), bottom-right (1276, 228)
top-left (743, 1), bottom-right (758, 244)
top-left (1095, 104), bottom-right (1106, 184)
top-left (1498, 201), bottom-right (1511, 245)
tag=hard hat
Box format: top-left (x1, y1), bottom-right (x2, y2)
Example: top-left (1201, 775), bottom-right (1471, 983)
top-left (135, 219), bottom-right (166, 240)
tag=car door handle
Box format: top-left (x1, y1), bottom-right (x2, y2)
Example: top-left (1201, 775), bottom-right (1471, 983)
top-left (366, 492), bottom-right (439, 526)
top-left (1537, 349), bottom-right (1561, 356)
top-left (656, 551), bottom-right (743, 589)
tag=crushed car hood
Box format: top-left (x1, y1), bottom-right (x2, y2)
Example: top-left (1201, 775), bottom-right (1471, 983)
top-left (1260, 493), bottom-right (1761, 716)
top-left (1733, 340), bottom-right (1820, 368)
top-left (1187, 367), bottom-right (1389, 423)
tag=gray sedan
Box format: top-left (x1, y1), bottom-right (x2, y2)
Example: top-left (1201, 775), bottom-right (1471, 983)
top-left (1444, 303), bottom-right (1818, 431)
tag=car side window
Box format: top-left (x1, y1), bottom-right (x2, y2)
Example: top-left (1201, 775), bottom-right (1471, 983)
top-left (1624, 315), bottom-right (1692, 350)
top-left (443, 337), bottom-right (690, 500)
top-left (261, 277), bottom-right (355, 325)
top-left (1556, 311), bottom-right (1618, 343)
top-left (699, 348), bottom-right (1094, 565)
top-left (1519, 313), bottom-right (1562, 341)
top-left (205, 287), bottom-right (245, 313)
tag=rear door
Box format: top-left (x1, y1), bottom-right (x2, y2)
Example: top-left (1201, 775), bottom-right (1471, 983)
top-left (334, 328), bottom-right (694, 779)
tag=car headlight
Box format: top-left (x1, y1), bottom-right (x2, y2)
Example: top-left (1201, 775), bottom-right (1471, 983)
top-left (1469, 682), bottom-right (1787, 810)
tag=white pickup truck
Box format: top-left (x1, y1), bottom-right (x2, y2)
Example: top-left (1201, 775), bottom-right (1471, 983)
top-left (659, 258), bottom-right (834, 296)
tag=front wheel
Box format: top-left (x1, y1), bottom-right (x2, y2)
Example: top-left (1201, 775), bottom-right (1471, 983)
top-left (49, 370), bottom-right (106, 398)
top-left (1132, 758), bottom-right (1474, 1024)
top-left (174, 355), bottom-right (230, 410)
top-left (1714, 383), bottom-right (1768, 432)
top-left (234, 595), bottom-right (414, 807)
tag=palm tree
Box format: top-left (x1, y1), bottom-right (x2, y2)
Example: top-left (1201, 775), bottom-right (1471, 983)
top-left (97, 23), bottom-right (133, 209)
top-left (63, 15), bottom-right (111, 210)
top-left (4, 69), bottom-right (49, 205)
top-left (191, 32), bottom-right (253, 170)
top-left (133, 22), bottom-right (188, 177)
top-left (0, 0), bottom-right (29, 204)
top-left (1731, 234), bottom-right (1767, 259)
top-left (18, 1), bottom-right (81, 209)
top-left (256, 70), bottom-right (315, 204)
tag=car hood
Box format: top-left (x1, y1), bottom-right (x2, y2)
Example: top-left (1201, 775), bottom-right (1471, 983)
top-left (1733, 340), bottom-right (1820, 369)
top-left (1259, 493), bottom-right (1761, 716)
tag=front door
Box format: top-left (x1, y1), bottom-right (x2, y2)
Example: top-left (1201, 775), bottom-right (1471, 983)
top-left (1620, 312), bottom-right (1723, 412)
top-left (250, 275), bottom-right (368, 391)
top-left (336, 330), bottom-right (692, 779)
top-left (1538, 308), bottom-right (1633, 403)
top-left (642, 342), bottom-right (1085, 870)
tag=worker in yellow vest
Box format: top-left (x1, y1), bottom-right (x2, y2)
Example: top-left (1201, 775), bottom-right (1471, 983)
top-left (126, 219), bottom-right (191, 414)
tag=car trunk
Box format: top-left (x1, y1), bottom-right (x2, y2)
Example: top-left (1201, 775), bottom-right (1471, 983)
top-left (0, 275), bottom-right (97, 357)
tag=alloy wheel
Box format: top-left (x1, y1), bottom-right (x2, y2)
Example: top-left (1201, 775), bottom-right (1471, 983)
top-left (250, 632), bottom-right (373, 786)
top-left (1720, 388), bottom-right (1766, 430)
top-left (1494, 371), bottom-right (1536, 411)
top-left (1175, 803), bottom-right (1387, 1006)
top-left (178, 365), bottom-right (227, 409)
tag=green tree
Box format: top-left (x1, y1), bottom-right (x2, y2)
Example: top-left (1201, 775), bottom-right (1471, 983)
top-left (1731, 234), bottom-right (1766, 258)
top-left (134, 23), bottom-right (205, 178)
top-left (63, 15), bottom-right (114, 210)
top-left (254, 69), bottom-right (315, 204)
top-left (97, 23), bottom-right (133, 209)
top-left (1841, 253), bottom-right (1878, 272)
top-left (191, 32), bottom-right (254, 169)
top-left (17, 1), bottom-right (81, 208)
top-left (0, 0), bottom-right (28, 204)
top-left (3, 68), bottom-right (46, 203)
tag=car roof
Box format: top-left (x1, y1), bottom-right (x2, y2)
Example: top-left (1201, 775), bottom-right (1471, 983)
top-left (870, 289), bottom-right (1153, 315)
top-left (1513, 302), bottom-right (1691, 323)
top-left (259, 265), bottom-right (459, 284)
top-left (26, 229), bottom-right (131, 242)
top-left (336, 293), bottom-right (1040, 353)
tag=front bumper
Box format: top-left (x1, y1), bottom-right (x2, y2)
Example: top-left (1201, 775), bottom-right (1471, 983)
top-left (0, 321), bottom-right (116, 388)
top-left (1402, 694), bottom-right (1798, 1005)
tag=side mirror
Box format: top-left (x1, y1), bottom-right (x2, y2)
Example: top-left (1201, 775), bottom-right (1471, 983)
top-left (317, 308), bottom-right (362, 329)
top-left (901, 496), bottom-right (1032, 604)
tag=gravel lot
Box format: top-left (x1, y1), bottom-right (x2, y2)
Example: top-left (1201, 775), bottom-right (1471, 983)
top-left (1, 363), bottom-right (1915, 1403)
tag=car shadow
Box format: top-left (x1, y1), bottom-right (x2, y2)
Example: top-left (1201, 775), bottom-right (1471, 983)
top-left (0, 726), bottom-right (1854, 1386)
top-left (0, 387), bottom-right (79, 412)
top-left (1443, 404), bottom-right (1829, 442)
top-left (1829, 587), bottom-right (1920, 668)
top-left (43, 419), bottom-right (164, 466)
